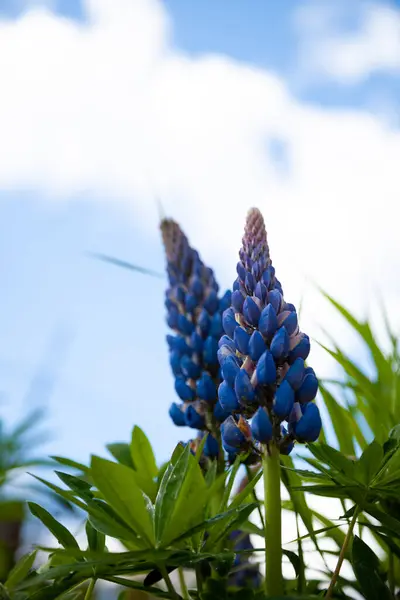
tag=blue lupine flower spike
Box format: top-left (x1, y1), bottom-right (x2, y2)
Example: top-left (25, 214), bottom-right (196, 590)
top-left (219, 207), bottom-right (321, 456)
top-left (161, 218), bottom-right (231, 447)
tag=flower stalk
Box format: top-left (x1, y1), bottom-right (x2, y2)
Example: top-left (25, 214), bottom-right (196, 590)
top-left (263, 443), bottom-right (283, 596)
top-left (326, 505), bottom-right (360, 600)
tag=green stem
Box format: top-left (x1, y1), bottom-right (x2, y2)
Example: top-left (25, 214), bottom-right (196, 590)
top-left (84, 578), bottom-right (96, 600)
top-left (326, 505), bottom-right (360, 600)
top-left (178, 567), bottom-right (190, 600)
top-left (159, 564), bottom-right (179, 599)
top-left (262, 443), bottom-right (283, 596)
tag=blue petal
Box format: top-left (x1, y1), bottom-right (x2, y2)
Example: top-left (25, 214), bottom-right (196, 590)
top-left (218, 335), bottom-right (236, 352)
top-left (219, 289), bottom-right (232, 312)
top-left (190, 277), bottom-right (204, 298)
top-left (204, 290), bottom-right (219, 314)
top-left (214, 401), bottom-right (232, 422)
top-left (294, 403), bottom-right (322, 442)
top-left (288, 335), bottom-right (310, 363)
top-left (169, 351), bottom-right (182, 376)
top-left (285, 358), bottom-right (305, 391)
top-left (197, 372), bottom-right (217, 402)
top-left (178, 314), bottom-right (194, 336)
top-left (181, 356), bottom-right (201, 379)
top-left (221, 355), bottom-right (241, 386)
top-left (236, 262), bottom-right (246, 281)
top-left (204, 434), bottom-right (220, 458)
top-left (217, 344), bottom-right (236, 366)
top-left (255, 350), bottom-right (276, 385)
top-left (185, 405), bottom-right (205, 429)
top-left (268, 289), bottom-right (283, 314)
top-left (296, 371), bottom-right (319, 403)
top-left (282, 311), bottom-right (298, 335)
top-left (218, 380), bottom-right (240, 411)
top-left (273, 380), bottom-right (295, 419)
top-left (190, 331), bottom-right (204, 353)
top-left (198, 309), bottom-right (211, 334)
top-left (245, 273), bottom-right (256, 294)
top-left (210, 313), bottom-right (223, 337)
top-left (232, 289), bottom-right (245, 312)
top-left (203, 336), bottom-right (219, 365)
top-left (258, 304), bottom-right (278, 339)
top-left (234, 326), bottom-right (250, 354)
top-left (174, 376), bottom-right (195, 401)
top-left (254, 281), bottom-right (268, 304)
top-left (251, 407), bottom-right (273, 443)
top-left (185, 293), bottom-right (198, 313)
top-left (243, 296), bottom-right (261, 326)
top-left (222, 308), bottom-right (237, 338)
top-left (233, 278), bottom-right (241, 291)
top-left (169, 403), bottom-right (186, 426)
top-left (248, 330), bottom-right (266, 361)
top-left (270, 327), bottom-right (290, 360)
top-left (221, 415), bottom-right (247, 449)
top-left (261, 269), bottom-right (271, 288)
top-left (167, 307), bottom-right (179, 329)
top-left (234, 370), bottom-right (256, 405)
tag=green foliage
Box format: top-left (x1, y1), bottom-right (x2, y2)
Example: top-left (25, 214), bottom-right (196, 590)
top-left (4, 293), bottom-right (400, 599)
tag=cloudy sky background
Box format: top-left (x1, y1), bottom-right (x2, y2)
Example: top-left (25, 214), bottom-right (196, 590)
top-left (0, 0), bottom-right (399, 476)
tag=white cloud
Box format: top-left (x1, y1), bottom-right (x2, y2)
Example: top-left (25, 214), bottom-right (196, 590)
top-left (295, 2), bottom-right (400, 83)
top-left (0, 0), bottom-right (399, 378)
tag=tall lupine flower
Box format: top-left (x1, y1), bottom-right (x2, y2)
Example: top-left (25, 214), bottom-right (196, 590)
top-left (161, 219), bottom-right (231, 436)
top-left (219, 208), bottom-right (321, 457)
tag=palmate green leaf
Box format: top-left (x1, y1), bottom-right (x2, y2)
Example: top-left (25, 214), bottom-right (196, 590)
top-left (130, 426), bottom-right (158, 500)
top-left (307, 442), bottom-right (356, 479)
top-left (154, 444), bottom-right (207, 546)
top-left (85, 520), bottom-right (105, 553)
top-left (106, 443), bottom-right (134, 468)
top-left (352, 536), bottom-right (392, 600)
top-left (131, 426), bottom-right (158, 478)
top-left (28, 503), bottom-right (80, 550)
top-left (203, 474), bottom-right (261, 551)
top-left (291, 484), bottom-right (357, 498)
top-left (34, 473), bottom-right (139, 542)
top-left (91, 456), bottom-right (155, 546)
top-left (51, 456), bottom-right (90, 474)
top-left (105, 575), bottom-right (175, 599)
top-left (5, 550), bottom-right (37, 590)
top-left (56, 472), bottom-right (93, 499)
top-left (169, 502), bottom-right (258, 546)
top-left (356, 440), bottom-right (384, 485)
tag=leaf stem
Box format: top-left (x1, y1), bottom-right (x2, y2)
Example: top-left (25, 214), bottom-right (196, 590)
top-left (262, 443), bottom-right (283, 596)
top-left (159, 564), bottom-right (179, 600)
top-left (84, 578), bottom-right (96, 600)
top-left (178, 567), bottom-right (190, 600)
top-left (326, 505), bottom-right (360, 600)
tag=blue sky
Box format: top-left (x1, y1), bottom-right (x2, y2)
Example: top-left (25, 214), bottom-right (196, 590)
top-left (0, 0), bottom-right (399, 471)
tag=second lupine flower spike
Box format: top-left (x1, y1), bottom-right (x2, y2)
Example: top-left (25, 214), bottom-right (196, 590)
top-left (161, 218), bottom-right (231, 433)
top-left (219, 208), bottom-right (321, 455)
